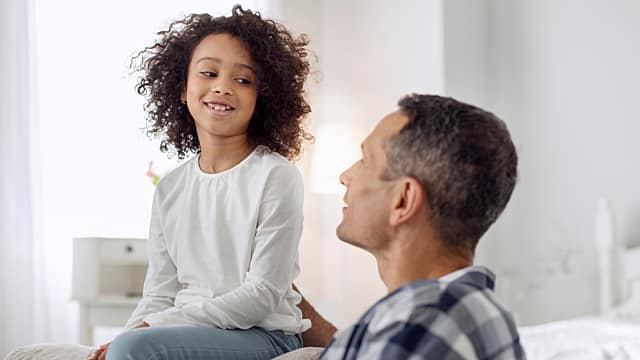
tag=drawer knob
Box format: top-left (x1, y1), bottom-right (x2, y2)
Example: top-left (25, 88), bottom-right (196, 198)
top-left (125, 245), bottom-right (134, 253)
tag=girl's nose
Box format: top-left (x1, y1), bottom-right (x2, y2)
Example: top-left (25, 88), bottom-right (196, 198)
top-left (212, 87), bottom-right (233, 95)
top-left (213, 87), bottom-right (233, 95)
top-left (211, 79), bottom-right (233, 95)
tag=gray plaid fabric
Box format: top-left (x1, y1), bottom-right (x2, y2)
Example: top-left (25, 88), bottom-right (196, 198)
top-left (320, 266), bottom-right (525, 359)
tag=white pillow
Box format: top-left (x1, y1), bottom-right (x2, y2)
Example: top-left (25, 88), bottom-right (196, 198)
top-left (271, 347), bottom-right (324, 360)
top-left (4, 343), bottom-right (93, 360)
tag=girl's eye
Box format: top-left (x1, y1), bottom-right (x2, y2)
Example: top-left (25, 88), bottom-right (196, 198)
top-left (236, 78), bottom-right (252, 85)
top-left (200, 71), bottom-right (217, 78)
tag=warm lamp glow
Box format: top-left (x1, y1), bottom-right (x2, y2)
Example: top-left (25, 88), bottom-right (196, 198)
top-left (310, 122), bottom-right (365, 194)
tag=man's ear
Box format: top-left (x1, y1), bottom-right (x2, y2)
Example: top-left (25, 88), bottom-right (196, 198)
top-left (389, 177), bottom-right (426, 226)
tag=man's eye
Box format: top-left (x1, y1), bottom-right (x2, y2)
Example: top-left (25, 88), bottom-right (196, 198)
top-left (200, 71), bottom-right (217, 78)
top-left (236, 78), bottom-right (252, 85)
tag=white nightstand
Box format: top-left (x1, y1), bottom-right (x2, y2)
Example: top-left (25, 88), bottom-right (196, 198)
top-left (71, 237), bottom-right (148, 345)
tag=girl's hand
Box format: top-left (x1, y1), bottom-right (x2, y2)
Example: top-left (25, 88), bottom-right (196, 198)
top-left (86, 322), bottom-right (150, 360)
top-left (87, 342), bottom-right (109, 360)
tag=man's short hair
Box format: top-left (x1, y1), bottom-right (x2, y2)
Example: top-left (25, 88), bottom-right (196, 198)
top-left (383, 94), bottom-right (518, 251)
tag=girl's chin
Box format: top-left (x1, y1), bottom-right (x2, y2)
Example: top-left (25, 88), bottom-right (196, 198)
top-left (194, 123), bottom-right (249, 136)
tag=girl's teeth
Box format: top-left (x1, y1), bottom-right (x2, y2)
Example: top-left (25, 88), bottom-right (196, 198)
top-left (210, 104), bottom-right (231, 111)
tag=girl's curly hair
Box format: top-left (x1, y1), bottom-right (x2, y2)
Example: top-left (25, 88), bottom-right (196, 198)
top-left (132, 5), bottom-right (313, 160)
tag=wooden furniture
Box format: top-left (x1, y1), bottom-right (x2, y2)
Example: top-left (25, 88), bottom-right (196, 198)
top-left (71, 237), bottom-right (147, 345)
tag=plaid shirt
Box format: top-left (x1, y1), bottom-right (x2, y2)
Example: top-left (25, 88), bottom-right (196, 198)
top-left (320, 266), bottom-right (526, 359)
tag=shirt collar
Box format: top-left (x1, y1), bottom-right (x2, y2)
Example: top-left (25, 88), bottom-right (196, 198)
top-left (438, 265), bottom-right (496, 290)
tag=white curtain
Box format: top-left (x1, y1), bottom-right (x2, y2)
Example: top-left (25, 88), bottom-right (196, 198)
top-left (0, 0), bottom-right (49, 356)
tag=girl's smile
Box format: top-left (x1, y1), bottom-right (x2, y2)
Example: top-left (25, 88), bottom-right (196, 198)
top-left (203, 99), bottom-right (236, 116)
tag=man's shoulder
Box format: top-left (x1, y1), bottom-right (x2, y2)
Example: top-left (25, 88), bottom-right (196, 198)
top-left (415, 267), bottom-right (521, 347)
top-left (395, 267), bottom-right (523, 359)
top-left (322, 267), bottom-right (525, 359)
top-left (433, 266), bottom-right (516, 330)
top-left (372, 266), bottom-right (498, 322)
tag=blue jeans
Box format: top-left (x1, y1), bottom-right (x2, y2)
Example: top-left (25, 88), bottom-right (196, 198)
top-left (106, 326), bottom-right (302, 360)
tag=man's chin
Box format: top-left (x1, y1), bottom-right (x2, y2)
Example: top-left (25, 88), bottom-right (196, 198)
top-left (336, 223), bottom-right (346, 242)
top-left (336, 225), bottom-right (362, 248)
top-left (336, 223), bottom-right (353, 244)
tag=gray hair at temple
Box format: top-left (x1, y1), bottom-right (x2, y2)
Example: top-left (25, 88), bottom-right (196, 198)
top-left (383, 94), bottom-right (518, 252)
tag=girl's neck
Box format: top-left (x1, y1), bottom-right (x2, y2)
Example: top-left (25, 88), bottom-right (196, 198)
top-left (198, 136), bottom-right (255, 174)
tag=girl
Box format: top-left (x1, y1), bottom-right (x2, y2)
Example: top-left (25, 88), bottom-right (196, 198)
top-left (90, 5), bottom-right (313, 360)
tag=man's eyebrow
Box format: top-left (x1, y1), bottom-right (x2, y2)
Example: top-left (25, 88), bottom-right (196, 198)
top-left (196, 57), bottom-right (257, 74)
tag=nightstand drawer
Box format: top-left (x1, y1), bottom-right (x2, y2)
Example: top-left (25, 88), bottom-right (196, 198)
top-left (73, 236), bottom-right (148, 344)
top-left (98, 238), bottom-right (147, 264)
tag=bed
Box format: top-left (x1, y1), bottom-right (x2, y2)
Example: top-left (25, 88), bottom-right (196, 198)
top-left (520, 315), bottom-right (640, 359)
top-left (519, 200), bottom-right (640, 359)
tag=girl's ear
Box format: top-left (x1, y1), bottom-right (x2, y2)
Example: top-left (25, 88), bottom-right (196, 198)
top-left (180, 88), bottom-right (187, 104)
top-left (389, 177), bottom-right (426, 226)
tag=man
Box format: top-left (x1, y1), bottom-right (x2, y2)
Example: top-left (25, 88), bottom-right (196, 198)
top-left (295, 94), bottom-right (524, 359)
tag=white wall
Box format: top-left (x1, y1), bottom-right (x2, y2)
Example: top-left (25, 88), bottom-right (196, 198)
top-left (444, 0), bottom-right (640, 325)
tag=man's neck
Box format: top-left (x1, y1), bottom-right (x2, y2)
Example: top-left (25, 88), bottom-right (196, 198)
top-left (374, 228), bottom-right (474, 293)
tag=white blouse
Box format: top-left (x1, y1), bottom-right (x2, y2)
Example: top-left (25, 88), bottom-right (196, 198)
top-left (125, 146), bottom-right (310, 334)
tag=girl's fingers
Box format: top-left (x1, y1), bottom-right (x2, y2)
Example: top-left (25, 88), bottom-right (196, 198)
top-left (86, 349), bottom-right (99, 360)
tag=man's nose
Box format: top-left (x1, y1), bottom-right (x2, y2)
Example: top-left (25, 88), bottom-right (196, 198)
top-left (339, 167), bottom-right (352, 187)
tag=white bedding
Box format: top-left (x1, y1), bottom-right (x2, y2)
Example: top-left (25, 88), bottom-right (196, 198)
top-left (520, 316), bottom-right (640, 360)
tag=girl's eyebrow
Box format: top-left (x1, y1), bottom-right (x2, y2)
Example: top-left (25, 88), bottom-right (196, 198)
top-left (196, 56), bottom-right (257, 74)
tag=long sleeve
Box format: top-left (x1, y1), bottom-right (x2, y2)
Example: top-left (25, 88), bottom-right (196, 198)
top-left (144, 165), bottom-right (304, 329)
top-left (125, 190), bottom-right (181, 329)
